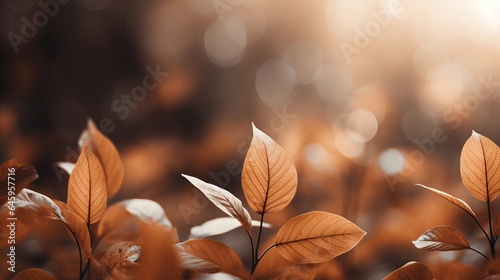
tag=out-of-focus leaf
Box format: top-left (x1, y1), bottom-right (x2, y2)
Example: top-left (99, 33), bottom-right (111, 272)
top-left (176, 239), bottom-right (248, 279)
top-left (101, 242), bottom-right (141, 269)
top-left (271, 263), bottom-right (321, 280)
top-left (56, 161), bottom-right (75, 175)
top-left (13, 268), bottom-right (56, 280)
top-left (67, 145), bottom-right (107, 224)
top-left (493, 213), bottom-right (500, 237)
top-left (415, 184), bottom-right (476, 218)
top-left (460, 131), bottom-right (500, 202)
top-left (118, 199), bottom-right (172, 228)
top-left (79, 118), bottom-right (124, 198)
top-left (241, 123), bottom-right (297, 214)
top-left (61, 206), bottom-right (92, 257)
top-left (189, 217), bottom-right (271, 239)
top-left (16, 188), bottom-right (63, 220)
top-left (275, 211), bottom-right (366, 263)
top-left (182, 174), bottom-right (252, 236)
top-left (0, 159), bottom-right (38, 205)
top-left (413, 226), bottom-right (470, 251)
top-left (488, 259), bottom-right (500, 275)
top-left (383, 261), bottom-right (433, 280)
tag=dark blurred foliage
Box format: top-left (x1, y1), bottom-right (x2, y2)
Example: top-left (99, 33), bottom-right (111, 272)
top-left (1, 0), bottom-right (500, 279)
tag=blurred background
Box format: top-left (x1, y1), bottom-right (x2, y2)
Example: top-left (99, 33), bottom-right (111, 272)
top-left (1, 0), bottom-right (500, 279)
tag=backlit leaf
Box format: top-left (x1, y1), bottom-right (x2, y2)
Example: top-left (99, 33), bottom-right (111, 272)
top-left (460, 131), bottom-right (500, 202)
top-left (0, 159), bottom-right (38, 206)
top-left (383, 261), bottom-right (433, 280)
top-left (242, 123), bottom-right (297, 214)
top-left (60, 205), bottom-right (92, 258)
top-left (176, 239), bottom-right (248, 279)
top-left (415, 184), bottom-right (476, 219)
top-left (13, 268), bottom-right (57, 280)
top-left (56, 161), bottom-right (75, 175)
top-left (79, 118), bottom-right (124, 198)
top-left (189, 217), bottom-right (271, 239)
top-left (101, 241), bottom-right (141, 269)
top-left (119, 199), bottom-right (172, 228)
top-left (493, 213), bottom-right (500, 237)
top-left (275, 211), bottom-right (366, 263)
top-left (16, 188), bottom-right (63, 220)
top-left (182, 174), bottom-right (252, 236)
top-left (67, 145), bottom-right (107, 224)
top-left (413, 226), bottom-right (470, 251)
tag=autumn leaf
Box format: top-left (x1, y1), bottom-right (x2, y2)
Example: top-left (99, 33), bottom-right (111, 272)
top-left (413, 226), bottom-right (470, 251)
top-left (67, 145), bottom-right (107, 224)
top-left (275, 211), bottom-right (366, 263)
top-left (79, 118), bottom-right (124, 198)
top-left (118, 199), bottom-right (172, 228)
top-left (242, 123), bottom-right (297, 214)
top-left (13, 268), bottom-right (57, 280)
top-left (460, 131), bottom-right (500, 202)
top-left (189, 217), bottom-right (271, 239)
top-left (176, 239), bottom-right (248, 279)
top-left (493, 214), bottom-right (500, 237)
top-left (16, 188), bottom-right (64, 220)
top-left (415, 184), bottom-right (477, 218)
top-left (58, 202), bottom-right (92, 258)
top-left (182, 174), bottom-right (252, 236)
top-left (101, 241), bottom-right (142, 269)
top-left (0, 159), bottom-right (38, 206)
top-left (383, 261), bottom-right (433, 280)
top-left (272, 263), bottom-right (321, 280)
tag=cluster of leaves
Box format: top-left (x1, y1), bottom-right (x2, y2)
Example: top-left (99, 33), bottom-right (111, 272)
top-left (179, 124), bottom-right (366, 279)
top-left (385, 131), bottom-right (500, 280)
top-left (1, 121), bottom-right (366, 279)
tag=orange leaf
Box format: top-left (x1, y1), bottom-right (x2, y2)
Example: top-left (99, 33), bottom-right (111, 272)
top-left (67, 145), bottom-right (107, 224)
top-left (413, 226), bottom-right (470, 251)
top-left (242, 123), bottom-right (297, 214)
top-left (101, 241), bottom-right (141, 269)
top-left (275, 211), bottom-right (366, 263)
top-left (61, 206), bottom-right (92, 258)
top-left (182, 174), bottom-right (252, 236)
top-left (460, 131), bottom-right (500, 202)
top-left (79, 118), bottom-right (124, 198)
top-left (383, 261), bottom-right (433, 280)
top-left (272, 263), bottom-right (322, 280)
top-left (176, 239), bottom-right (248, 279)
top-left (0, 159), bottom-right (38, 205)
top-left (493, 214), bottom-right (500, 237)
top-left (415, 184), bottom-right (476, 219)
top-left (13, 268), bottom-right (56, 280)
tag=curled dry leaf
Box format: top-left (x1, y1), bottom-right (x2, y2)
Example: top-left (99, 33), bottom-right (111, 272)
top-left (460, 131), bottom-right (500, 202)
top-left (56, 161), bottom-right (75, 175)
top-left (275, 211), bottom-right (366, 264)
top-left (101, 241), bottom-right (142, 269)
top-left (493, 214), bottom-right (500, 237)
top-left (383, 261), bottom-right (433, 280)
top-left (0, 159), bottom-right (38, 205)
top-left (182, 174), bottom-right (252, 236)
top-left (79, 118), bottom-right (124, 198)
top-left (16, 188), bottom-right (63, 220)
top-left (415, 184), bottom-right (477, 219)
top-left (176, 239), bottom-right (248, 279)
top-left (189, 217), bottom-right (271, 239)
top-left (413, 226), bottom-right (470, 251)
top-left (67, 145), bottom-right (107, 224)
top-left (242, 123), bottom-right (297, 214)
top-left (12, 268), bottom-right (57, 280)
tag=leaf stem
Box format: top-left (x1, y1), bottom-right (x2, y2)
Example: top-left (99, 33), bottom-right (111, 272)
top-left (63, 223), bottom-right (83, 276)
top-left (487, 199), bottom-right (496, 258)
top-left (258, 243), bottom-right (276, 260)
top-left (469, 247), bottom-right (491, 261)
top-left (251, 212), bottom-right (266, 274)
top-left (246, 229), bottom-right (255, 272)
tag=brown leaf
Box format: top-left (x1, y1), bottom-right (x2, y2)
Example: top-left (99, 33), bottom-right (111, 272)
top-left (101, 242), bottom-right (141, 269)
top-left (460, 131), bottom-right (500, 202)
top-left (176, 239), bottom-right (248, 279)
top-left (413, 226), bottom-right (470, 251)
top-left (242, 123), bottom-right (297, 214)
top-left (272, 263), bottom-right (322, 280)
top-left (16, 188), bottom-right (63, 220)
top-left (79, 118), bottom-right (124, 198)
top-left (189, 217), bottom-right (271, 239)
top-left (67, 145), bottom-right (107, 224)
top-left (62, 207), bottom-right (92, 258)
top-left (0, 159), bottom-right (38, 205)
top-left (13, 268), bottom-right (57, 280)
top-left (182, 174), bottom-right (252, 236)
top-left (493, 213), bottom-right (500, 237)
top-left (415, 184), bottom-right (477, 218)
top-left (275, 211), bottom-right (366, 263)
top-left (383, 261), bottom-right (433, 280)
